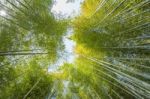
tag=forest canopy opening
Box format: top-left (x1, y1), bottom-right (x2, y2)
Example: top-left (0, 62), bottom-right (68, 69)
top-left (0, 0), bottom-right (149, 99)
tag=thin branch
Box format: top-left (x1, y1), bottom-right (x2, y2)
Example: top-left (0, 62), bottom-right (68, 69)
top-left (23, 78), bottom-right (41, 99)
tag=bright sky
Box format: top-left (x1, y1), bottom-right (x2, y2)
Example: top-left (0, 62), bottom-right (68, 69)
top-left (51, 0), bottom-right (83, 18)
top-left (0, 10), bottom-right (7, 16)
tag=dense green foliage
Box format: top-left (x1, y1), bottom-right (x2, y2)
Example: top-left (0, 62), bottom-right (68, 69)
top-left (0, 0), bottom-right (67, 59)
top-left (0, 0), bottom-right (150, 99)
top-left (0, 0), bottom-right (67, 98)
top-left (72, 0), bottom-right (150, 98)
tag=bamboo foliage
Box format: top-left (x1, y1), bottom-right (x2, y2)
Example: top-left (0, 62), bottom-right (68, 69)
top-left (73, 0), bottom-right (150, 98)
top-left (0, 0), bottom-right (149, 98)
top-left (0, 0), bottom-right (67, 98)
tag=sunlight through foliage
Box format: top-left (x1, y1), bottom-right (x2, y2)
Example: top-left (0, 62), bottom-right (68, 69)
top-left (0, 0), bottom-right (149, 99)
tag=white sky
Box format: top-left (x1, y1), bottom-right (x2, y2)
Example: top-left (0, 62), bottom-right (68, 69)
top-left (0, 10), bottom-right (7, 16)
top-left (51, 0), bottom-right (83, 18)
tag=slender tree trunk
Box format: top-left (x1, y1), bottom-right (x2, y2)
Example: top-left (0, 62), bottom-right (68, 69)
top-left (0, 49), bottom-right (42, 53)
top-left (0, 52), bottom-right (48, 56)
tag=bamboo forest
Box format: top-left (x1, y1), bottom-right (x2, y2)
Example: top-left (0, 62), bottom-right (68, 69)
top-left (0, 0), bottom-right (150, 99)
